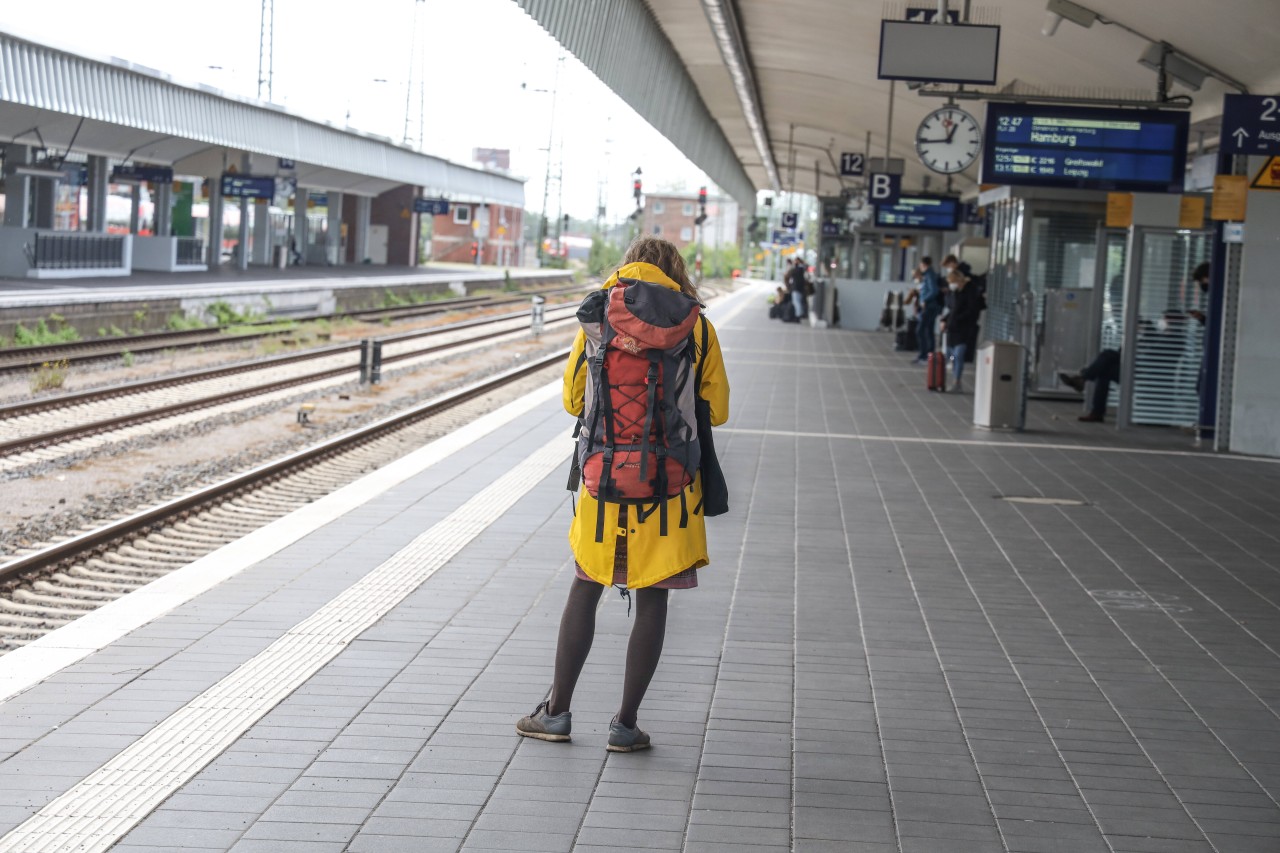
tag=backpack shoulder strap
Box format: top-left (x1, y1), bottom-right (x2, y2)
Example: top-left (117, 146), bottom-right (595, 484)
top-left (695, 315), bottom-right (709, 388)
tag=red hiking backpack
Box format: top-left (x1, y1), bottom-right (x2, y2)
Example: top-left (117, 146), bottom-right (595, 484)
top-left (569, 278), bottom-right (702, 542)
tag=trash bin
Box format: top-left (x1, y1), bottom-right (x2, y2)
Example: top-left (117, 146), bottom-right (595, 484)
top-left (973, 341), bottom-right (1025, 430)
top-left (273, 245), bottom-right (288, 269)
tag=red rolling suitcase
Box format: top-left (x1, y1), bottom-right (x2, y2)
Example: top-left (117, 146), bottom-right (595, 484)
top-left (926, 333), bottom-right (947, 392)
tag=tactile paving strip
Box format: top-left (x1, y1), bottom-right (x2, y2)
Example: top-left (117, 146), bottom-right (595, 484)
top-left (0, 435), bottom-right (571, 853)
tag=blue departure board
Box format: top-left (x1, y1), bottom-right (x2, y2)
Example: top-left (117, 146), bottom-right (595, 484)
top-left (873, 196), bottom-right (959, 230)
top-left (981, 104), bottom-right (1189, 193)
top-left (220, 173), bottom-right (276, 199)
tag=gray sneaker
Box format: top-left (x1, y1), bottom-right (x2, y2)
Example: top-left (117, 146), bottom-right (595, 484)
top-left (516, 701), bottom-right (571, 742)
top-left (607, 718), bottom-right (651, 752)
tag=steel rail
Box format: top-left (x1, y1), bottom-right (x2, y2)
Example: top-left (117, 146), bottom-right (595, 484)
top-left (0, 282), bottom-right (583, 373)
top-left (0, 348), bottom-right (569, 587)
top-left (0, 303), bottom-right (576, 421)
top-left (0, 309), bottom-right (577, 457)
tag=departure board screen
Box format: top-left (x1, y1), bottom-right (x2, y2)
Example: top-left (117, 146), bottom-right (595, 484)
top-left (220, 174), bottom-right (276, 199)
top-left (981, 103), bottom-right (1189, 192)
top-left (873, 196), bottom-right (959, 230)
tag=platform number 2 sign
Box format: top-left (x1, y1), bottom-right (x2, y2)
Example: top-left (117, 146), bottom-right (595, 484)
top-left (839, 152), bottom-right (865, 177)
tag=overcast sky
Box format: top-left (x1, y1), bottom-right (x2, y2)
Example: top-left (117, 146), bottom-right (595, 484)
top-left (3, 0), bottom-right (716, 220)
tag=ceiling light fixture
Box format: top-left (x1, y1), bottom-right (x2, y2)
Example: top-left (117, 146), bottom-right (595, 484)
top-left (1042, 0), bottom-right (1098, 36)
top-left (700, 0), bottom-right (780, 192)
top-left (1137, 42), bottom-right (1208, 91)
top-left (1039, 0), bottom-right (1247, 94)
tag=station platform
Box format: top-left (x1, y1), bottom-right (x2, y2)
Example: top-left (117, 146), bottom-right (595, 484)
top-left (0, 264), bottom-right (567, 311)
top-left (1, 282), bottom-right (1279, 853)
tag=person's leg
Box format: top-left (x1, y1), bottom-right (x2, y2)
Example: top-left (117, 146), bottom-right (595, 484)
top-left (951, 342), bottom-right (967, 384)
top-left (917, 306), bottom-right (936, 360)
top-left (791, 290), bottom-right (804, 320)
top-left (1088, 377), bottom-right (1111, 418)
top-left (616, 587), bottom-right (669, 729)
top-left (1081, 348), bottom-right (1120, 382)
top-left (547, 577), bottom-right (605, 715)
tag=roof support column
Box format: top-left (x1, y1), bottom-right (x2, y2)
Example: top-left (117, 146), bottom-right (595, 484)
top-left (86, 156), bottom-right (109, 233)
top-left (3, 145), bottom-right (31, 228)
top-left (207, 176), bottom-right (224, 267)
top-left (293, 187), bottom-right (309, 266)
top-left (352, 195), bottom-right (371, 264)
top-left (129, 185), bottom-right (141, 235)
top-left (32, 176), bottom-right (56, 230)
top-left (236, 154), bottom-right (250, 268)
top-left (252, 199), bottom-right (271, 264)
top-left (154, 180), bottom-right (172, 237)
top-left (326, 191), bottom-right (344, 266)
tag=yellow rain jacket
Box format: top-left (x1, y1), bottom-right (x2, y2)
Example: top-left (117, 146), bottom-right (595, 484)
top-left (564, 262), bottom-right (730, 588)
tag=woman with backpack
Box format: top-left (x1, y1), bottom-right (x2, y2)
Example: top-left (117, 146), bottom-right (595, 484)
top-left (516, 235), bottom-right (730, 752)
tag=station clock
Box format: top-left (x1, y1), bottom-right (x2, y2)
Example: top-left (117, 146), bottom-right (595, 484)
top-left (915, 106), bottom-right (982, 174)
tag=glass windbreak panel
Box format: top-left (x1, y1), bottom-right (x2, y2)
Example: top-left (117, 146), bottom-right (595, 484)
top-left (1130, 231), bottom-right (1212, 427)
top-left (1098, 232), bottom-right (1129, 351)
top-left (984, 198), bottom-right (1025, 342)
top-left (1097, 231), bottom-right (1129, 409)
top-left (1026, 211), bottom-right (1099, 320)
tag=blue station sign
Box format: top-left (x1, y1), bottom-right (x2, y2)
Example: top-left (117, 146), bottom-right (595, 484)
top-left (820, 220), bottom-right (841, 237)
top-left (220, 173), bottom-right (276, 199)
top-left (412, 197), bottom-right (450, 215)
top-left (1221, 94), bottom-right (1280, 156)
top-left (981, 103), bottom-right (1189, 193)
top-left (874, 196), bottom-right (960, 231)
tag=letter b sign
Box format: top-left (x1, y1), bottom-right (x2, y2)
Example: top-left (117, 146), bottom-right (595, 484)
top-left (868, 173), bottom-right (901, 204)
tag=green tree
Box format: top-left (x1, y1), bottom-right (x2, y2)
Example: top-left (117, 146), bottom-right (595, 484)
top-left (588, 237), bottom-right (623, 276)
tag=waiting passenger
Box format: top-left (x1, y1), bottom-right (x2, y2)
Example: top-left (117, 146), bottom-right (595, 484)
top-left (786, 257), bottom-right (808, 321)
top-left (913, 257), bottom-right (943, 364)
top-left (940, 269), bottom-right (980, 393)
top-left (1061, 263), bottom-right (1210, 423)
top-left (516, 235), bottom-right (730, 753)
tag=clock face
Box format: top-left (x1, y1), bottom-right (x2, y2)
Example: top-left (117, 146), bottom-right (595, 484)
top-left (915, 107), bottom-right (982, 174)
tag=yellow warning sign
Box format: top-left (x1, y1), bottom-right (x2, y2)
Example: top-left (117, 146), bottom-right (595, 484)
top-left (1251, 156), bottom-right (1280, 190)
top-left (1211, 175), bottom-right (1248, 220)
top-left (1106, 193), bottom-right (1133, 228)
top-left (1178, 196), bottom-right (1205, 228)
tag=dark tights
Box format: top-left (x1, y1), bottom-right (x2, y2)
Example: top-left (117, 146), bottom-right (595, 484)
top-left (547, 577), bottom-right (668, 729)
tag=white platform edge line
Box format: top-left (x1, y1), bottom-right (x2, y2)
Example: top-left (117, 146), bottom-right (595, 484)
top-left (0, 436), bottom-right (572, 853)
top-left (0, 379), bottom-right (564, 705)
top-left (719, 426), bottom-right (1277, 463)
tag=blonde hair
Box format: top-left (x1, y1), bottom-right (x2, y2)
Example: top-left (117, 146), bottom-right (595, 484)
top-left (619, 235), bottom-right (698, 300)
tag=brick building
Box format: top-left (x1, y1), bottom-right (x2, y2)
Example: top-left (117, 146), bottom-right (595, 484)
top-left (639, 192), bottom-right (741, 251)
top-left (429, 202), bottom-right (523, 266)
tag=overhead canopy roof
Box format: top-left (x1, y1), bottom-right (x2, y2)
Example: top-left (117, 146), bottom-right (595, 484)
top-left (518, 0), bottom-right (1280, 203)
top-left (0, 31), bottom-right (524, 206)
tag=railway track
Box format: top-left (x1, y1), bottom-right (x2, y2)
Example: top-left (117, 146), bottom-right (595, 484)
top-left (0, 351), bottom-right (568, 652)
top-left (0, 304), bottom-right (578, 470)
top-left (0, 282), bottom-right (582, 373)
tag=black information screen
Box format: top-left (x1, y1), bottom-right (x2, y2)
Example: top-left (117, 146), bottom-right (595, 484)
top-left (220, 174), bottom-right (276, 199)
top-left (874, 196), bottom-right (959, 230)
top-left (981, 103), bottom-right (1189, 193)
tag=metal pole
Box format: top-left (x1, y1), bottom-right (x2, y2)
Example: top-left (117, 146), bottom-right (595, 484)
top-left (885, 81), bottom-right (896, 165)
top-left (537, 55), bottom-right (563, 265)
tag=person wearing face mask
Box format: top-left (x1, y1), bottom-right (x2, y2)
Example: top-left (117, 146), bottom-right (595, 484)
top-left (942, 254), bottom-right (984, 363)
top-left (939, 269), bottom-right (979, 392)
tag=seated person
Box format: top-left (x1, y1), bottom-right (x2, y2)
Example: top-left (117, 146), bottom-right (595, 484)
top-left (1059, 350), bottom-right (1120, 423)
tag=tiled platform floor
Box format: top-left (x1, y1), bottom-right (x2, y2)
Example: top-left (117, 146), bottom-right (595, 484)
top-left (2, 283), bottom-right (1279, 852)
